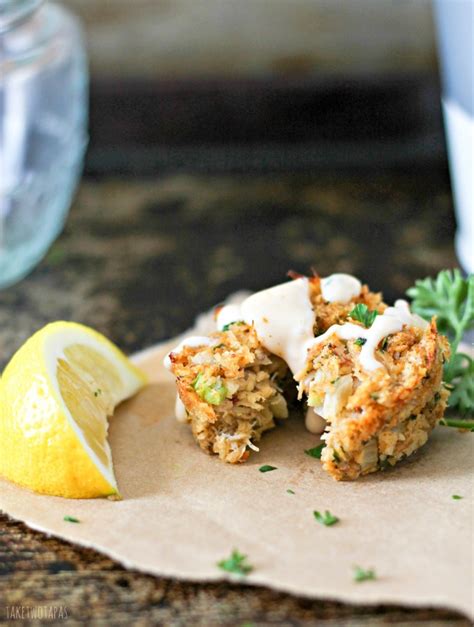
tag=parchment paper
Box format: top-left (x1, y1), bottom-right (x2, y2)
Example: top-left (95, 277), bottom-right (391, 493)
top-left (0, 302), bottom-right (473, 618)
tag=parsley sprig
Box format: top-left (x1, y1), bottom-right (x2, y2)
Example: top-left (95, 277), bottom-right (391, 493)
top-left (348, 304), bottom-right (378, 328)
top-left (407, 270), bottom-right (474, 419)
top-left (217, 549), bottom-right (253, 576)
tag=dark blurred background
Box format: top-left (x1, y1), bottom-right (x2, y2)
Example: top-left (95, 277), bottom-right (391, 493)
top-left (63, 0), bottom-right (446, 174)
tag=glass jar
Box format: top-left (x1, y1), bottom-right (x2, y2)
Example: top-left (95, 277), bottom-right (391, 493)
top-left (0, 0), bottom-right (88, 288)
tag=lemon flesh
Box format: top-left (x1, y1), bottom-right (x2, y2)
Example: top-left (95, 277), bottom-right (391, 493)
top-left (0, 322), bottom-right (146, 498)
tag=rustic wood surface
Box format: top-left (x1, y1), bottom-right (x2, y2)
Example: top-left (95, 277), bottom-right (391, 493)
top-left (0, 172), bottom-right (469, 625)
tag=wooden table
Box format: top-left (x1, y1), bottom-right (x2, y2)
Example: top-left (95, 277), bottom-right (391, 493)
top-left (0, 172), bottom-right (469, 625)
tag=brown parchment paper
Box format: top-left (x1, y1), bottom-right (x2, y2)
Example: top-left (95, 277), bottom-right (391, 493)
top-left (0, 302), bottom-right (473, 618)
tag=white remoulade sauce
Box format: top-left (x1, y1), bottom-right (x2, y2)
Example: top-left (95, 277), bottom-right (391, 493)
top-left (175, 395), bottom-right (188, 422)
top-left (306, 299), bottom-right (428, 372)
top-left (216, 304), bottom-right (242, 331)
top-left (305, 406), bottom-right (326, 434)
top-left (240, 278), bottom-right (316, 375)
top-left (320, 273), bottom-right (362, 304)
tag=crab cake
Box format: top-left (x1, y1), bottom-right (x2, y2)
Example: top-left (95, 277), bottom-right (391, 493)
top-left (165, 323), bottom-right (290, 463)
top-left (165, 273), bottom-right (450, 478)
top-left (297, 306), bottom-right (450, 480)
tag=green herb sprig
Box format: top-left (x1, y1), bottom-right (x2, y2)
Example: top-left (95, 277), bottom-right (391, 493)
top-left (407, 269), bottom-right (474, 419)
top-left (313, 510), bottom-right (339, 526)
top-left (348, 304), bottom-right (378, 328)
top-left (217, 549), bottom-right (253, 576)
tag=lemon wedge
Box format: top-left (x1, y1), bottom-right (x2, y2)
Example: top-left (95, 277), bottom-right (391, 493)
top-left (0, 322), bottom-right (146, 498)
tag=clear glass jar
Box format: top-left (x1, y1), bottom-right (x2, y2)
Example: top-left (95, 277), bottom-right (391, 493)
top-left (0, 0), bottom-right (88, 288)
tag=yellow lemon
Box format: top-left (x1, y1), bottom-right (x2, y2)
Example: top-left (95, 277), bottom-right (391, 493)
top-left (0, 322), bottom-right (146, 498)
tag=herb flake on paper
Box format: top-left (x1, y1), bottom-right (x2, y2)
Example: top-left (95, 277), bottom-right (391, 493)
top-left (313, 510), bottom-right (339, 527)
top-left (353, 565), bottom-right (376, 582)
top-left (259, 465), bottom-right (277, 473)
top-left (217, 549), bottom-right (253, 576)
top-left (305, 444), bottom-right (324, 459)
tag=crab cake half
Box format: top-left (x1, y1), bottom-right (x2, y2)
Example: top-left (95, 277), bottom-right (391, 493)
top-left (297, 307), bottom-right (450, 481)
top-left (165, 323), bottom-right (290, 463)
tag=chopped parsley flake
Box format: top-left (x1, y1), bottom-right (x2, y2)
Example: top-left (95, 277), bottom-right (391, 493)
top-left (349, 304), bottom-right (378, 328)
top-left (259, 465), bottom-right (277, 473)
top-left (63, 516), bottom-right (80, 523)
top-left (380, 336), bottom-right (389, 351)
top-left (313, 510), bottom-right (339, 526)
top-left (353, 565), bottom-right (376, 582)
top-left (287, 489), bottom-right (295, 494)
top-left (370, 393), bottom-right (380, 401)
top-left (217, 549), bottom-right (253, 576)
top-left (305, 444), bottom-right (324, 459)
top-left (354, 337), bottom-right (366, 346)
top-left (94, 389), bottom-right (102, 397)
top-left (452, 494), bottom-right (463, 500)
